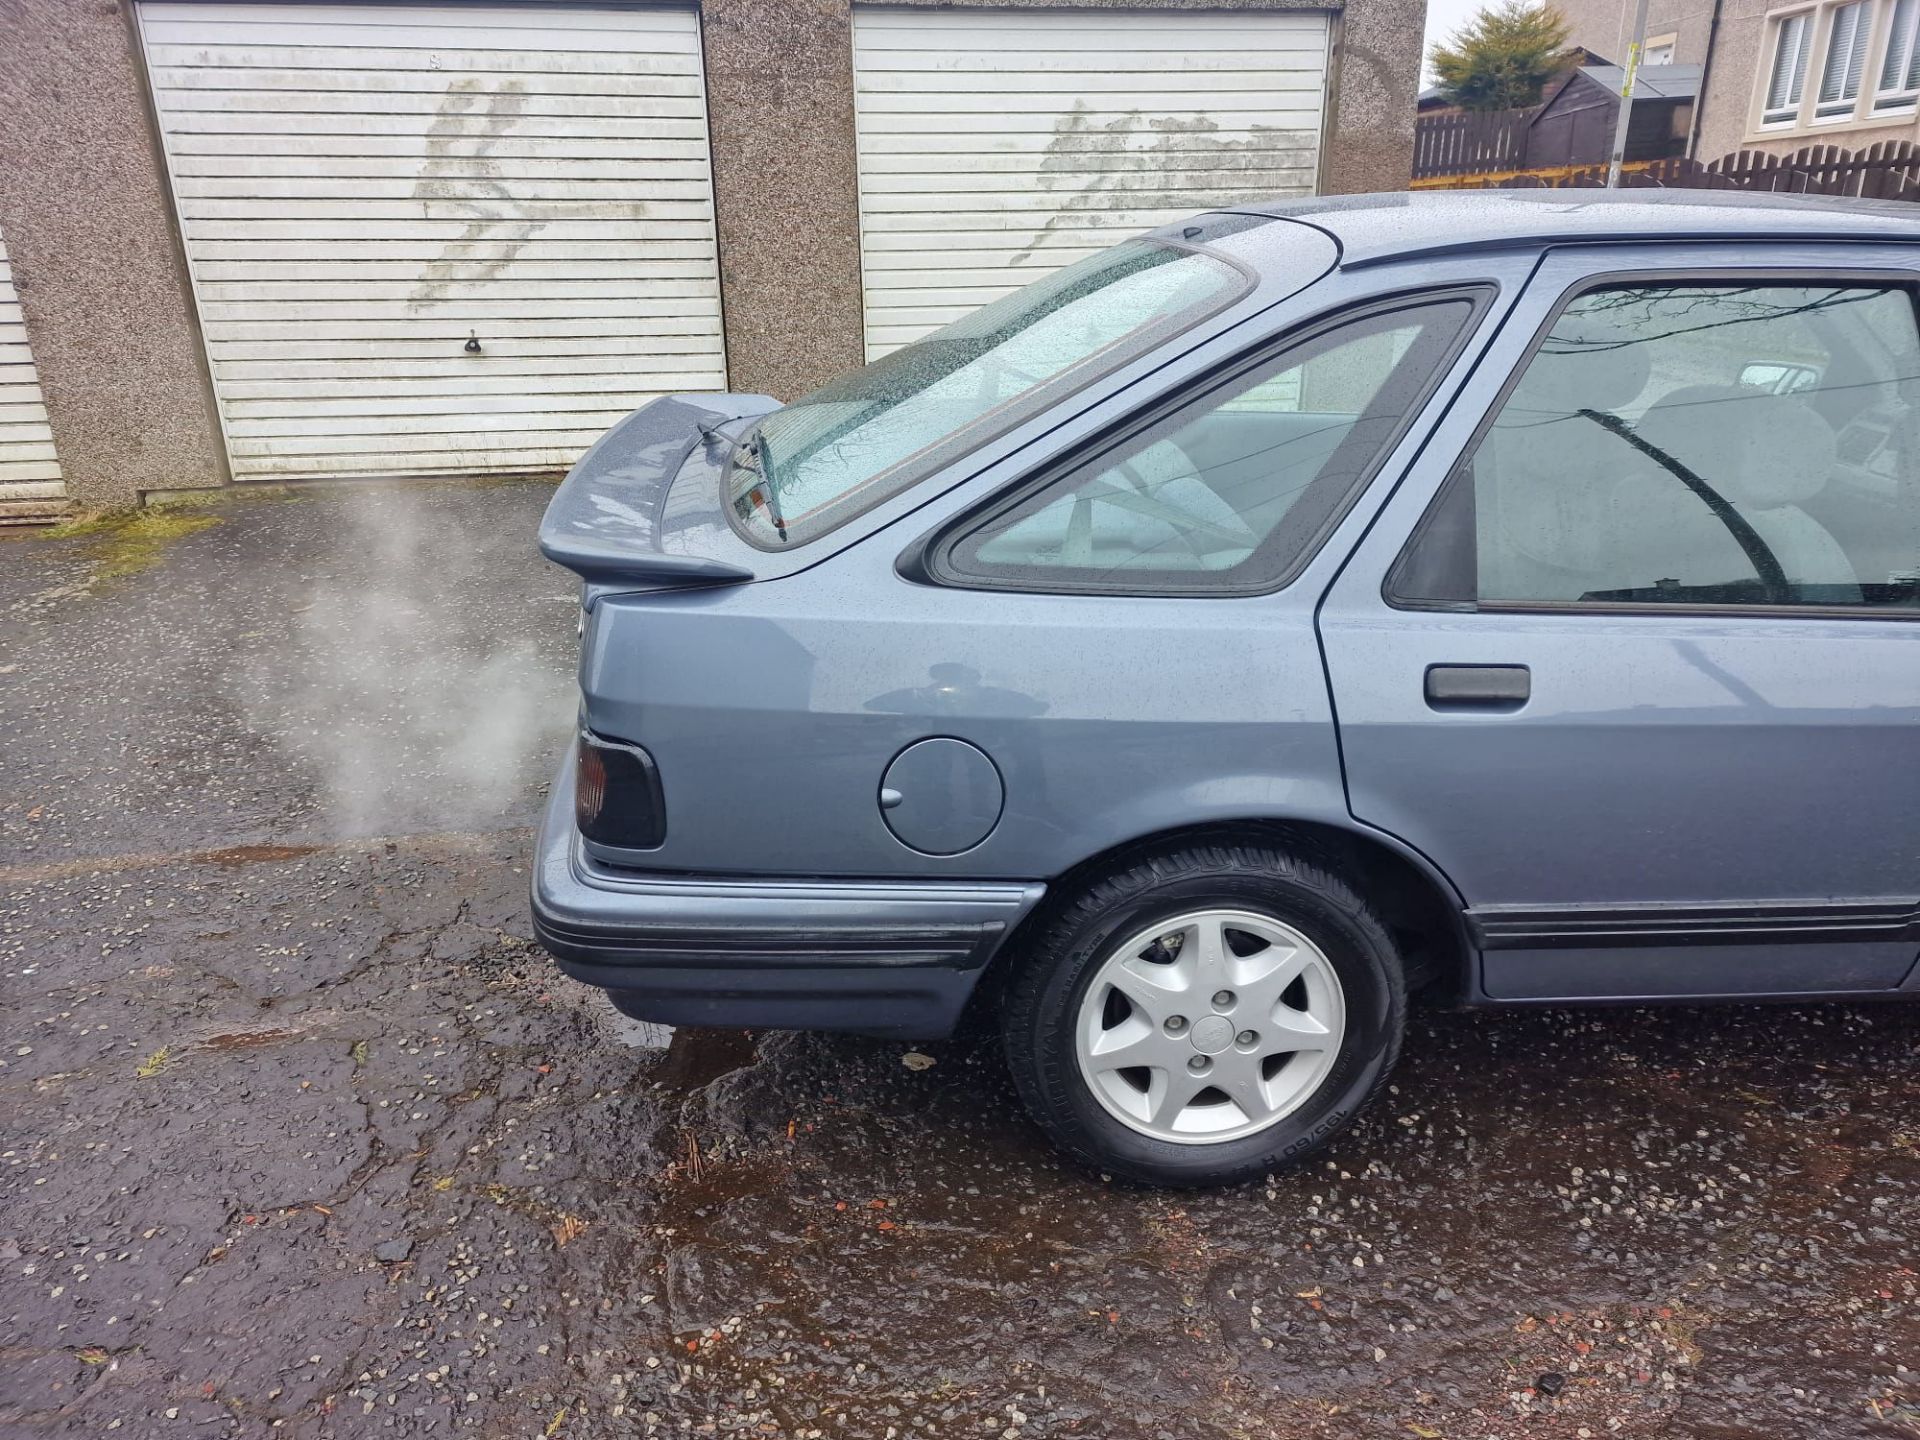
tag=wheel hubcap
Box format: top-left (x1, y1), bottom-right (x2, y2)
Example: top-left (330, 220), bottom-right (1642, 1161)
top-left (1073, 908), bottom-right (1347, 1145)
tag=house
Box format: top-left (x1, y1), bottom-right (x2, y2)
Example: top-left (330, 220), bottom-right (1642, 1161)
top-left (0, 0), bottom-right (1423, 521)
top-left (1559, 0), bottom-right (1920, 159)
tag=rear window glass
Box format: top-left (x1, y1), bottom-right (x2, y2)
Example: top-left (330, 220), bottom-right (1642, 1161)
top-left (723, 239), bottom-right (1252, 549)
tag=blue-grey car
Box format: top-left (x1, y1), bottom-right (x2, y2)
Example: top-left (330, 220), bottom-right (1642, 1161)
top-left (533, 191), bottom-right (1920, 1187)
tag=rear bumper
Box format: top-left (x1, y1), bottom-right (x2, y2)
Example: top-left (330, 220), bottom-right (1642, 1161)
top-left (530, 748), bottom-right (1046, 1038)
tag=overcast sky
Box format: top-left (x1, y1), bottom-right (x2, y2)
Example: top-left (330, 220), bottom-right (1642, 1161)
top-left (1420, 0), bottom-right (1491, 84)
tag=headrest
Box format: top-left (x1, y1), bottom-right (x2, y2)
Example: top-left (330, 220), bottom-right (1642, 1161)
top-left (1634, 385), bottom-right (1836, 509)
top-left (1508, 312), bottom-right (1653, 419)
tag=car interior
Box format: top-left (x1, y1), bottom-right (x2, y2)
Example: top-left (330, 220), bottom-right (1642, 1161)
top-left (1472, 285), bottom-right (1920, 609)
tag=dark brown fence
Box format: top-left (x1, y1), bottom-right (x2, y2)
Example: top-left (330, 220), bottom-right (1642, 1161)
top-left (1429, 139), bottom-right (1920, 200)
top-left (1412, 107), bottom-right (1539, 178)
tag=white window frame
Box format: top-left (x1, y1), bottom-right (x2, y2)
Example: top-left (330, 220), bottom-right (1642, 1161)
top-left (1875, 0), bottom-right (1920, 110)
top-left (1761, 8), bottom-right (1817, 127)
top-left (1751, 0), bottom-right (1920, 134)
top-left (1814, 0), bottom-right (1874, 119)
top-left (1642, 31), bottom-right (1678, 65)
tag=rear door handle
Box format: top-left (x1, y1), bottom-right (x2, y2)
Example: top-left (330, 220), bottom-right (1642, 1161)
top-left (1425, 664), bottom-right (1530, 710)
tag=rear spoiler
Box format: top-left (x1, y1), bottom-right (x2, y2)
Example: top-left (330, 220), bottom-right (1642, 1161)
top-left (537, 392), bottom-right (780, 589)
top-left (538, 538), bottom-right (755, 587)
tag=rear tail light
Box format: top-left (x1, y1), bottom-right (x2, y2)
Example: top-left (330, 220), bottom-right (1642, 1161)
top-left (575, 731), bottom-right (666, 849)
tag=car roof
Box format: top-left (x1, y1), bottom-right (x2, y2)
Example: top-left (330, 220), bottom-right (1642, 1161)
top-left (1227, 189), bottom-right (1920, 269)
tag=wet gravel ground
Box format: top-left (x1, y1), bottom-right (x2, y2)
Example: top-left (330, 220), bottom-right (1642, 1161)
top-left (3, 482), bottom-right (1917, 1439)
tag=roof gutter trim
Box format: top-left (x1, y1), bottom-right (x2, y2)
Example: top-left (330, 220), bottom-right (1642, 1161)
top-left (1322, 227), bottom-right (1920, 270)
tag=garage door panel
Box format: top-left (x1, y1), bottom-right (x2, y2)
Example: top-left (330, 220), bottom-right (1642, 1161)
top-left (150, 65), bottom-right (705, 101)
top-left (171, 175), bottom-right (716, 203)
top-left (856, 144), bottom-right (1320, 173)
top-left (174, 198), bottom-right (718, 224)
top-left (852, 6), bottom-right (1327, 361)
top-left (854, 13), bottom-right (1318, 41)
top-left (238, 447), bottom-right (579, 477)
top-left (216, 340), bottom-right (724, 372)
top-left (224, 404), bottom-right (646, 438)
top-left (166, 131), bottom-right (717, 160)
top-left (219, 365), bottom-right (722, 398)
top-left (196, 274), bottom-right (721, 303)
top-left (151, 89), bottom-right (711, 123)
top-left (857, 158), bottom-right (1321, 195)
top-left (142, 1), bottom-right (725, 480)
top-left (226, 423), bottom-right (618, 456)
top-left (856, 70), bottom-right (1326, 96)
top-left (169, 154), bottom-right (716, 181)
top-left (857, 89), bottom-right (1322, 116)
top-left (183, 220), bottom-right (718, 244)
top-left (856, 40), bottom-right (1326, 65)
top-left (142, 1), bottom-right (700, 34)
top-left (142, 42), bottom-right (702, 76)
top-left (208, 315), bottom-right (727, 344)
top-left (0, 231), bottom-right (65, 505)
top-left (191, 238), bottom-right (721, 262)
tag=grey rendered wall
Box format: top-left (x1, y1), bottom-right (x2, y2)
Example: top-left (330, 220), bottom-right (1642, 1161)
top-left (0, 0), bottom-right (228, 508)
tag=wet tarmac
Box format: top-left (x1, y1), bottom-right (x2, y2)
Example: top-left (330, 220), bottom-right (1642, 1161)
top-left (3, 483), bottom-right (1916, 1438)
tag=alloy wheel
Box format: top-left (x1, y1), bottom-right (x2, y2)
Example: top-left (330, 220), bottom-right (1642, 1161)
top-left (1073, 907), bottom-right (1346, 1144)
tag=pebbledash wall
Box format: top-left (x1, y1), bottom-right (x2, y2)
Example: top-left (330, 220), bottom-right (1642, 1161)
top-left (0, 0), bottom-right (1422, 511)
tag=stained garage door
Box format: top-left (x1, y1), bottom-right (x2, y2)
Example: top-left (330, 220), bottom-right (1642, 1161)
top-left (851, 6), bottom-right (1329, 358)
top-left (0, 229), bottom-right (67, 516)
top-left (137, 2), bottom-right (726, 480)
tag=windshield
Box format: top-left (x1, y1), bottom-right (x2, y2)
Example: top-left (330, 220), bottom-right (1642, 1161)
top-left (723, 238), bottom-right (1251, 549)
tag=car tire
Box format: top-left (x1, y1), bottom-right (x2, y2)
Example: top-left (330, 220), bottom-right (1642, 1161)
top-left (1001, 841), bottom-right (1406, 1188)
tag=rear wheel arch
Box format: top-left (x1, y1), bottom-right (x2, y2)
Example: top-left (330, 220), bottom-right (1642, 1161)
top-left (984, 817), bottom-right (1473, 1009)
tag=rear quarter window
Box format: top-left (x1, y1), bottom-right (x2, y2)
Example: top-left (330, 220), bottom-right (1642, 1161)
top-left (929, 293), bottom-right (1485, 596)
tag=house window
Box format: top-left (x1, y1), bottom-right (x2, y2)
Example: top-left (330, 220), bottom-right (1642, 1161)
top-left (1815, 0), bottom-right (1874, 117)
top-left (1643, 33), bottom-right (1678, 64)
top-left (1877, 0), bottom-right (1920, 109)
top-left (1764, 12), bottom-right (1815, 124)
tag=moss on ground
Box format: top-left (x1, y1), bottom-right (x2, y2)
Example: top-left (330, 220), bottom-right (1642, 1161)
top-left (42, 508), bottom-right (223, 583)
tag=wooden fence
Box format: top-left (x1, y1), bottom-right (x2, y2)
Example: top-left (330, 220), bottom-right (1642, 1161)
top-left (1425, 139), bottom-right (1920, 201)
top-left (1412, 107), bottom-right (1539, 178)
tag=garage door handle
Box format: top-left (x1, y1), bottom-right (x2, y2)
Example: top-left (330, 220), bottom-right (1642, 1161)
top-left (1424, 664), bottom-right (1530, 710)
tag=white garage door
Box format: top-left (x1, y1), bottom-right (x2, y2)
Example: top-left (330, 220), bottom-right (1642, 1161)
top-left (0, 229), bottom-right (67, 515)
top-left (138, 2), bottom-right (726, 480)
top-left (851, 6), bottom-right (1329, 358)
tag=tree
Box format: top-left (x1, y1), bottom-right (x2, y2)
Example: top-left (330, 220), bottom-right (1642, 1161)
top-left (1430, 2), bottom-right (1580, 111)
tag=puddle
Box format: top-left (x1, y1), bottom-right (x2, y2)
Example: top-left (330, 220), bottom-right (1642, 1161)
top-left (598, 1001), bottom-right (761, 1093)
top-left (604, 1010), bottom-right (675, 1050)
top-left (645, 1026), bottom-right (760, 1093)
top-left (199, 844), bottom-right (324, 868)
top-left (198, 1027), bottom-right (300, 1052)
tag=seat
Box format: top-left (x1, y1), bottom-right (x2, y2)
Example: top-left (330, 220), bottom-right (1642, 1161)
top-left (1619, 384), bottom-right (1858, 601)
top-left (974, 437), bottom-right (1258, 573)
top-left (1475, 317), bottom-right (1653, 601)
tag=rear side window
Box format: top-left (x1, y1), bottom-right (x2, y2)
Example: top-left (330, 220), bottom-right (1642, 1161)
top-left (931, 296), bottom-right (1481, 595)
top-left (724, 238), bottom-right (1252, 550)
top-left (1392, 280), bottom-right (1920, 612)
